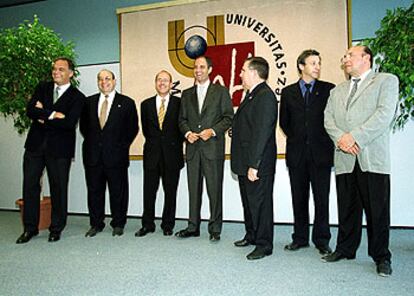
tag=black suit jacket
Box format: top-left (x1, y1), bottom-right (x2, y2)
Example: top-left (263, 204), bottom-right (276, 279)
top-left (25, 81), bottom-right (85, 158)
top-left (279, 80), bottom-right (335, 168)
top-left (80, 92), bottom-right (139, 168)
top-left (141, 95), bottom-right (184, 171)
top-left (179, 83), bottom-right (233, 161)
top-left (231, 82), bottom-right (278, 176)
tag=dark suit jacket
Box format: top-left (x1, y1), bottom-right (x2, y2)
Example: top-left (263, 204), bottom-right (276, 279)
top-left (141, 95), bottom-right (184, 171)
top-left (80, 92), bottom-right (139, 168)
top-left (25, 81), bottom-right (85, 158)
top-left (179, 83), bottom-right (233, 161)
top-left (279, 80), bottom-right (335, 168)
top-left (231, 82), bottom-right (278, 176)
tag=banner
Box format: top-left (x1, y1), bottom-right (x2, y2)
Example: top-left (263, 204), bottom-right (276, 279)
top-left (119, 0), bottom-right (348, 156)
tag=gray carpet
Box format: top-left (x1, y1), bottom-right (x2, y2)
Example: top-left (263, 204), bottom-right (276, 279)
top-left (0, 211), bottom-right (413, 296)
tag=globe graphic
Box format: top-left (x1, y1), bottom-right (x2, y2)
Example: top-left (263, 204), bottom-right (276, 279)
top-left (184, 35), bottom-right (207, 59)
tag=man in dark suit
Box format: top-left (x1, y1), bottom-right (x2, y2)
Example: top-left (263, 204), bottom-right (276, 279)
top-left (231, 56), bottom-right (278, 260)
top-left (16, 57), bottom-right (85, 244)
top-left (323, 45), bottom-right (398, 277)
top-left (135, 70), bottom-right (184, 237)
top-left (279, 49), bottom-right (335, 255)
top-left (176, 56), bottom-right (233, 241)
top-left (80, 69), bottom-right (138, 237)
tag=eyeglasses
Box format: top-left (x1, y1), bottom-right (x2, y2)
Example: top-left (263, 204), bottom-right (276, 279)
top-left (340, 53), bottom-right (366, 63)
top-left (98, 77), bottom-right (113, 82)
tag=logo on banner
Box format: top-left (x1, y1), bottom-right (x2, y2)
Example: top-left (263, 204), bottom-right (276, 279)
top-left (168, 15), bottom-right (287, 106)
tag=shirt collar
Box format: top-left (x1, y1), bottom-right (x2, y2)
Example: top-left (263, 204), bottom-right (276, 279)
top-left (54, 82), bottom-right (71, 94)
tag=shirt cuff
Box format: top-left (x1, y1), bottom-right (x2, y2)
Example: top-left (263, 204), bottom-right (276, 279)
top-left (48, 111), bottom-right (56, 120)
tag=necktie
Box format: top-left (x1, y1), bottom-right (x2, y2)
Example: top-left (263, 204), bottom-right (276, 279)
top-left (304, 83), bottom-right (311, 106)
top-left (158, 98), bottom-right (166, 130)
top-left (99, 95), bottom-right (109, 129)
top-left (346, 78), bottom-right (361, 110)
top-left (53, 86), bottom-right (60, 103)
top-left (197, 85), bottom-right (205, 113)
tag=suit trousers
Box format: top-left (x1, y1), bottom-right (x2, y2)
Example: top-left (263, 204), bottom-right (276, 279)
top-left (186, 150), bottom-right (224, 234)
top-left (238, 174), bottom-right (274, 252)
top-left (142, 162), bottom-right (180, 231)
top-left (288, 148), bottom-right (331, 247)
top-left (23, 148), bottom-right (71, 233)
top-left (335, 160), bottom-right (391, 262)
top-left (85, 164), bottom-right (129, 229)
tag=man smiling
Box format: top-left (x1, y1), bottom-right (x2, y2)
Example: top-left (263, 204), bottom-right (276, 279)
top-left (80, 69), bottom-right (138, 237)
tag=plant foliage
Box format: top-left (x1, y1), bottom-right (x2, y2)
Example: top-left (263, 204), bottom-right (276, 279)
top-left (0, 15), bottom-right (78, 134)
top-left (366, 3), bottom-right (414, 129)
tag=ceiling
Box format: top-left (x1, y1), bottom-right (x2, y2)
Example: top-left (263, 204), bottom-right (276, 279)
top-left (0, 0), bottom-right (46, 8)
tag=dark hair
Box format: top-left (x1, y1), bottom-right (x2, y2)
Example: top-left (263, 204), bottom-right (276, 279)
top-left (53, 57), bottom-right (75, 71)
top-left (196, 56), bottom-right (213, 68)
top-left (362, 45), bottom-right (373, 68)
top-left (296, 49), bottom-right (320, 74)
top-left (246, 56), bottom-right (269, 80)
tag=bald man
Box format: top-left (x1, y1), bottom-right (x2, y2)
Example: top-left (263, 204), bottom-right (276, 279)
top-left (80, 69), bottom-right (139, 237)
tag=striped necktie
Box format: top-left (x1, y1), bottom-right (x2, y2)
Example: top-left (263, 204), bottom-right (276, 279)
top-left (158, 98), bottom-right (166, 130)
top-left (346, 78), bottom-right (361, 110)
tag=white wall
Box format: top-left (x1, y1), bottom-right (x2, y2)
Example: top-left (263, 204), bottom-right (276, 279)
top-left (1, 62), bottom-right (413, 227)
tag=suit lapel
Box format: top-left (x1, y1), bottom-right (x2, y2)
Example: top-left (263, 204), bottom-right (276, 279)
top-left (103, 93), bottom-right (120, 129)
top-left (293, 82), bottom-right (304, 106)
top-left (340, 80), bottom-right (352, 108)
top-left (308, 80), bottom-right (321, 106)
top-left (347, 71), bottom-right (376, 108)
top-left (149, 97), bottom-right (160, 129)
top-left (190, 86), bottom-right (200, 116)
top-left (200, 84), bottom-right (214, 115)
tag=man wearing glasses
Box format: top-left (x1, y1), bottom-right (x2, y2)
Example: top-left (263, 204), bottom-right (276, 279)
top-left (323, 45), bottom-right (399, 277)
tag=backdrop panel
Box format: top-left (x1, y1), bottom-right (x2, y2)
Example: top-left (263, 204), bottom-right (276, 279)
top-left (119, 0), bottom-right (348, 156)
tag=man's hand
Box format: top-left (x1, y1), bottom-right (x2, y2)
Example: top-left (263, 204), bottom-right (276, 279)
top-left (35, 101), bottom-right (43, 109)
top-left (247, 168), bottom-right (259, 182)
top-left (186, 132), bottom-right (199, 144)
top-left (337, 133), bottom-right (356, 153)
top-left (198, 128), bottom-right (214, 141)
top-left (53, 112), bottom-right (65, 119)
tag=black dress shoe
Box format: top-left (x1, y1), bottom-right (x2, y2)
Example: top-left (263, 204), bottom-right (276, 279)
top-left (209, 233), bottom-right (221, 242)
top-left (376, 260), bottom-right (392, 277)
top-left (284, 242), bottom-right (309, 251)
top-left (48, 232), bottom-right (61, 242)
top-left (85, 227), bottom-right (103, 237)
top-left (112, 227), bottom-right (124, 236)
top-left (234, 238), bottom-right (251, 247)
top-left (321, 251), bottom-right (355, 262)
top-left (316, 245), bottom-right (332, 255)
top-left (163, 229), bottom-right (173, 236)
top-left (16, 231), bottom-right (39, 244)
top-left (175, 229), bottom-right (200, 238)
top-left (246, 248), bottom-right (272, 260)
top-left (135, 227), bottom-right (155, 237)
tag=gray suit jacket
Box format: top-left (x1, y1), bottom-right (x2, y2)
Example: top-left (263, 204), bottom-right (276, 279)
top-left (179, 83), bottom-right (233, 161)
top-left (324, 71), bottom-right (399, 175)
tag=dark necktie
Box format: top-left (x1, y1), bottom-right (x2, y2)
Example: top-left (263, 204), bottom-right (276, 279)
top-left (304, 83), bottom-right (311, 106)
top-left (346, 78), bottom-right (361, 110)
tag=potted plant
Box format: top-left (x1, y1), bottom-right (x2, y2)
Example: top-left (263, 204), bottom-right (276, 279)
top-left (365, 3), bottom-right (414, 129)
top-left (0, 16), bottom-right (79, 229)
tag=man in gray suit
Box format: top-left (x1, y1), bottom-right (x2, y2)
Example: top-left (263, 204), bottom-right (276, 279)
top-left (175, 56), bottom-right (233, 241)
top-left (323, 45), bottom-right (398, 277)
